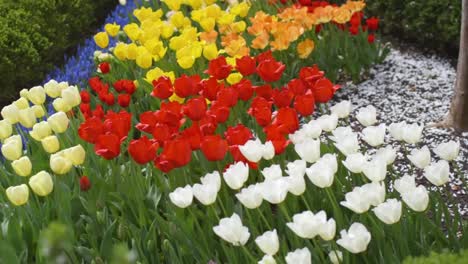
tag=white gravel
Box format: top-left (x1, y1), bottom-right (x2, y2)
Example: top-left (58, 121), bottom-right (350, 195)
top-left (332, 47), bottom-right (468, 216)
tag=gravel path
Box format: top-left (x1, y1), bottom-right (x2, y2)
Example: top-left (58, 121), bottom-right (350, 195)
top-left (331, 47), bottom-right (468, 217)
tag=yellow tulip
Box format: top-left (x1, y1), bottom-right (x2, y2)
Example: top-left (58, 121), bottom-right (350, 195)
top-left (227, 73), bottom-right (243, 85)
top-left (61, 85), bottom-right (81, 108)
top-left (31, 105), bottom-right (45, 118)
top-left (114, 42), bottom-right (128, 60)
top-left (44, 80), bottom-right (62, 98)
top-left (42, 135), bottom-right (60, 154)
top-left (205, 4), bottom-right (222, 19)
top-left (133, 7), bottom-right (153, 22)
top-left (50, 154), bottom-right (72, 175)
top-left (170, 12), bottom-right (189, 28)
top-left (105, 23), bottom-right (120, 37)
top-left (47, 112), bottom-right (69, 134)
top-left (203, 43), bottom-right (218, 60)
top-left (125, 43), bottom-right (138, 60)
top-left (19, 89), bottom-right (29, 98)
top-left (169, 93), bottom-right (185, 104)
top-left (52, 98), bottom-right (72, 113)
top-left (14, 97), bottom-right (30, 109)
top-left (0, 119), bottom-right (12, 140)
top-left (123, 23), bottom-right (141, 41)
top-left (6, 184), bottom-right (29, 206)
top-left (232, 21), bottom-right (247, 33)
top-left (136, 48), bottom-right (153, 69)
top-left (29, 121), bottom-right (52, 141)
top-left (163, 0), bottom-right (182, 10)
top-left (63, 145), bottom-right (86, 166)
top-left (161, 23), bottom-right (175, 39)
top-left (29, 171), bottom-right (54, 196)
top-left (1, 104), bottom-right (19, 124)
top-left (186, 0), bottom-right (203, 9)
top-left (28, 86), bottom-right (46, 105)
top-left (12, 156), bottom-right (32, 177)
top-left (230, 2), bottom-right (250, 17)
top-left (297, 39), bottom-right (315, 59)
top-left (1, 135), bottom-right (23, 161)
top-left (94, 32), bottom-right (109, 49)
top-left (177, 56), bottom-right (196, 69)
top-left (217, 13), bottom-right (236, 26)
top-left (200, 18), bottom-right (216, 32)
top-left (18, 108), bottom-right (37, 128)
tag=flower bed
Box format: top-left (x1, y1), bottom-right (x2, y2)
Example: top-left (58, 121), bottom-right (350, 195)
top-left (0, 1), bottom-right (465, 263)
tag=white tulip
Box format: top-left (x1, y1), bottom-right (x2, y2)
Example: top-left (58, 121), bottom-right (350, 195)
top-left (362, 158), bottom-right (387, 182)
top-left (342, 153), bottom-right (367, 173)
top-left (223, 162), bottom-right (249, 190)
top-left (361, 182), bottom-right (386, 206)
top-left (287, 210), bottom-right (336, 240)
top-left (239, 139), bottom-right (264, 162)
top-left (330, 100), bottom-right (352, 118)
top-left (61, 85), bottom-right (81, 107)
top-left (302, 120), bottom-right (322, 139)
top-left (330, 126), bottom-right (354, 141)
top-left (18, 108), bottom-right (37, 128)
top-left (44, 79), bottom-right (61, 98)
top-left (407, 146), bottom-right (431, 169)
top-left (361, 124), bottom-right (386, 147)
top-left (285, 160), bottom-right (307, 178)
top-left (260, 178), bottom-right (288, 204)
top-left (356, 105), bottom-right (377, 127)
top-left (294, 138), bottom-right (320, 163)
top-left (317, 114), bottom-right (338, 132)
top-left (388, 121), bottom-right (406, 141)
top-left (259, 255), bottom-right (277, 264)
top-left (306, 162), bottom-right (335, 188)
top-left (236, 184), bottom-right (263, 209)
top-left (255, 229), bottom-right (279, 256)
top-left (401, 185), bottom-right (429, 212)
top-left (201, 171), bottom-right (221, 192)
top-left (29, 121), bottom-right (52, 141)
top-left (424, 160), bottom-right (450, 186)
top-left (340, 186), bottom-right (371, 214)
top-left (1, 135), bottom-right (23, 161)
top-left (328, 250), bottom-right (343, 264)
top-left (47, 112), bottom-right (69, 133)
top-left (28, 171), bottom-right (54, 196)
top-left (285, 175), bottom-right (306, 196)
top-left (434, 141), bottom-right (460, 161)
top-left (0, 119), bottom-right (12, 140)
top-left (402, 123), bottom-right (423, 144)
top-left (263, 141), bottom-right (275, 160)
top-left (192, 183), bottom-right (218, 205)
top-left (334, 134), bottom-right (360, 156)
top-left (28, 86), bottom-right (46, 105)
top-left (169, 185), bottom-right (193, 208)
top-left (372, 199), bottom-right (402, 225)
top-left (393, 175), bottom-right (417, 195)
top-left (285, 248), bottom-right (311, 264)
top-left (321, 154), bottom-right (338, 173)
top-left (1, 104), bottom-right (19, 124)
top-left (213, 213), bottom-right (250, 246)
top-left (289, 129), bottom-right (307, 145)
top-left (375, 145), bottom-right (397, 165)
top-left (337, 223), bottom-right (371, 254)
top-left (262, 164), bottom-right (283, 181)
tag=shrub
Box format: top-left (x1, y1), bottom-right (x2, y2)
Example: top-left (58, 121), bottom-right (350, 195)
top-left (0, 0), bottom-right (115, 104)
top-left (365, 0), bottom-right (461, 56)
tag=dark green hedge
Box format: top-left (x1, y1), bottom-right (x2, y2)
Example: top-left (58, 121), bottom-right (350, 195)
top-left (365, 0), bottom-right (461, 57)
top-left (0, 0), bottom-right (115, 104)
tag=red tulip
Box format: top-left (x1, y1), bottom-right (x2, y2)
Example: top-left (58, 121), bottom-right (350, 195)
top-left (124, 80), bottom-right (136, 95)
top-left (104, 93), bottom-right (115, 106)
top-left (366, 17), bottom-right (379, 31)
top-left (80, 176), bottom-right (91, 191)
top-left (201, 77), bottom-right (222, 101)
top-left (207, 102), bottom-right (230, 123)
top-left (118, 94), bottom-right (131, 107)
top-left (313, 78), bottom-right (334, 103)
top-left (299, 65), bottom-right (324, 88)
top-left (136, 111), bottom-right (158, 133)
top-left (160, 138), bottom-right (192, 167)
top-left (89, 77), bottom-right (103, 93)
top-left (235, 56), bottom-right (256, 76)
top-left (255, 84), bottom-right (273, 100)
top-left (80, 103), bottom-right (92, 117)
top-left (183, 96), bottom-right (207, 121)
top-left (99, 62), bottom-right (110, 74)
top-left (80, 91), bottom-right (91, 103)
top-left (174, 74), bottom-right (201, 98)
top-left (128, 136), bottom-right (159, 164)
top-left (151, 76), bottom-right (173, 99)
top-left (224, 124), bottom-right (252, 146)
top-left (264, 125), bottom-right (290, 155)
top-left (248, 97), bottom-right (272, 127)
top-left (294, 93), bottom-right (315, 116)
top-left (78, 117), bottom-right (104, 143)
top-left (199, 115), bottom-right (218, 135)
top-left (201, 135), bottom-right (228, 161)
top-left (256, 50), bottom-right (274, 63)
top-left (152, 123), bottom-right (173, 145)
top-left (273, 107), bottom-right (299, 134)
top-left (217, 87), bottom-right (238, 108)
top-left (349, 25), bottom-right (359, 35)
top-left (92, 105), bottom-right (105, 119)
top-left (272, 88), bottom-right (294, 108)
top-left (180, 124), bottom-right (202, 150)
top-left (287, 78), bottom-right (307, 95)
top-left (234, 79), bottom-right (254, 101)
top-left (206, 56), bottom-right (232, 80)
top-left (367, 34), bottom-right (375, 43)
top-left (95, 133), bottom-right (121, 160)
top-left (257, 59), bottom-right (286, 82)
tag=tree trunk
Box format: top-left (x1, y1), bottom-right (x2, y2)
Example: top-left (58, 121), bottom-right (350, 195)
top-left (447, 0), bottom-right (468, 131)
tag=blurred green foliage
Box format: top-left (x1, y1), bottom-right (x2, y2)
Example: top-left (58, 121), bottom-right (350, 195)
top-left (403, 249), bottom-right (468, 264)
top-left (365, 0), bottom-right (461, 56)
top-left (0, 0), bottom-right (115, 104)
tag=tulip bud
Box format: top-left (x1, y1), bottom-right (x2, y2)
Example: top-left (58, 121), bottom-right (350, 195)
top-left (285, 175), bottom-right (306, 196)
top-left (29, 171), bottom-right (54, 196)
top-left (407, 146), bottom-right (431, 169)
top-left (329, 251), bottom-right (343, 264)
top-left (334, 134), bottom-right (360, 156)
top-left (302, 120), bottom-right (322, 139)
top-left (294, 138), bottom-right (320, 163)
top-left (14, 97), bottom-right (30, 109)
top-left (44, 80), bottom-right (61, 98)
top-left (372, 199), bottom-right (402, 225)
top-left (1, 135), bottom-right (23, 161)
top-left (260, 178), bottom-right (288, 204)
top-left (375, 145), bottom-right (397, 165)
top-left (29, 121), bottom-right (52, 141)
top-left (0, 119), bottom-right (12, 140)
top-left (11, 156), bottom-right (32, 177)
top-left (336, 223), bottom-right (371, 254)
top-left (287, 210), bottom-right (336, 240)
top-left (53, 98), bottom-right (72, 112)
top-left (169, 185), bottom-right (193, 208)
top-left (402, 185), bottom-right (429, 212)
top-left (262, 141), bottom-right (275, 160)
top-left (285, 248), bottom-right (311, 264)
top-left (200, 171), bottom-right (221, 192)
top-left (28, 86), bottom-right (46, 105)
top-left (47, 112), bottom-right (69, 133)
top-left (223, 162), bottom-right (249, 190)
top-left (1, 104), bottom-right (20, 124)
top-left (255, 229), bottom-right (279, 256)
top-left (434, 140), bottom-right (460, 161)
top-left (423, 160), bottom-right (450, 186)
top-left (356, 105), bottom-right (377, 127)
top-left (388, 121), bottom-right (406, 141)
top-left (19, 89), bottom-right (29, 98)
top-left (50, 154), bottom-right (72, 175)
top-left (393, 175), bottom-right (417, 195)
top-left (402, 123), bottom-right (423, 144)
top-left (262, 164), bottom-right (283, 181)
top-left (361, 124), bottom-right (386, 147)
top-left (18, 108), bottom-right (37, 128)
top-left (94, 32), bottom-right (109, 49)
top-left (42, 135), bottom-right (60, 153)
top-left (63, 145), bottom-right (86, 165)
top-left (6, 184), bottom-right (29, 206)
top-left (31, 105), bottom-right (45, 118)
top-left (330, 100), bottom-right (352, 118)
top-left (286, 160), bottom-right (307, 178)
top-left (306, 161), bottom-right (335, 188)
top-left (239, 139), bottom-right (264, 163)
top-left (235, 184), bottom-right (263, 209)
top-left (213, 213), bottom-right (250, 246)
top-left (317, 114), bottom-right (338, 132)
top-left (61, 85), bottom-right (81, 107)
top-left (342, 153), bottom-right (367, 173)
top-left (192, 183), bottom-right (218, 205)
top-left (363, 158), bottom-right (387, 182)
